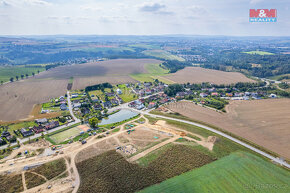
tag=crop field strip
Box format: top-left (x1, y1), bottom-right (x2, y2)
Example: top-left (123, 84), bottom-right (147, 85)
top-left (140, 152), bottom-right (290, 193)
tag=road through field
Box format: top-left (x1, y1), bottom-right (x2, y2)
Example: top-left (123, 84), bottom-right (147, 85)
top-left (141, 112), bottom-right (290, 169)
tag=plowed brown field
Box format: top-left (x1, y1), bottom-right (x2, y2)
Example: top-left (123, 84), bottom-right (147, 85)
top-left (165, 99), bottom-right (290, 159)
top-left (0, 79), bottom-right (68, 121)
top-left (165, 67), bottom-right (255, 84)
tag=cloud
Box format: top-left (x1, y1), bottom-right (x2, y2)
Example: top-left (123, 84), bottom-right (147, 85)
top-left (139, 3), bottom-right (165, 12)
top-left (250, 0), bottom-right (264, 4)
top-left (0, 0), bottom-right (51, 7)
top-left (139, 2), bottom-right (174, 15)
top-left (0, 0), bottom-right (12, 7)
top-left (188, 6), bottom-right (207, 15)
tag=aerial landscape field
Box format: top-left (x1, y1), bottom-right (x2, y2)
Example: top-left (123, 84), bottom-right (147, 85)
top-left (164, 67), bottom-right (255, 84)
top-left (0, 2), bottom-right (290, 191)
top-left (160, 99), bottom-right (290, 159)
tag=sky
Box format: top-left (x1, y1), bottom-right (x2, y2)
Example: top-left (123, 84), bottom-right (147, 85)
top-left (0, 0), bottom-right (289, 36)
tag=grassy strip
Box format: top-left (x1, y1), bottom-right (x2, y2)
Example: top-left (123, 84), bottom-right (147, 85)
top-left (149, 111), bottom-right (284, 161)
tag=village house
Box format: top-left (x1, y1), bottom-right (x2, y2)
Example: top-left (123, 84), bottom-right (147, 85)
top-left (33, 125), bottom-right (44, 134)
top-left (44, 121), bottom-right (59, 130)
top-left (226, 93), bottom-right (233, 97)
top-left (1, 131), bottom-right (11, 138)
top-left (116, 88), bottom-right (122, 95)
top-left (59, 96), bottom-right (65, 102)
top-left (269, 93), bottom-right (277, 98)
top-left (71, 93), bottom-right (79, 98)
top-left (60, 103), bottom-right (67, 111)
top-left (111, 99), bottom-right (119, 105)
top-left (20, 128), bottom-right (34, 137)
top-left (106, 92), bottom-right (115, 97)
top-left (200, 93), bottom-right (208, 98)
top-left (94, 104), bottom-right (103, 110)
top-left (148, 102), bottom-right (156, 109)
top-left (35, 118), bottom-right (48, 124)
top-left (211, 92), bottom-right (219, 96)
top-left (103, 101), bottom-right (112, 108)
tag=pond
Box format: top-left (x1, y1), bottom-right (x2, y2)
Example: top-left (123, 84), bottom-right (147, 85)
top-left (99, 109), bottom-right (139, 126)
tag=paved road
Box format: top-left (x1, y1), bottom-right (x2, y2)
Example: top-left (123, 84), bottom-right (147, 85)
top-left (67, 91), bottom-right (80, 122)
top-left (140, 112), bottom-right (290, 169)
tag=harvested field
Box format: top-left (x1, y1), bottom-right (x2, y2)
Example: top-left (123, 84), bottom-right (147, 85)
top-left (164, 99), bottom-right (290, 159)
top-left (164, 67), bottom-right (255, 84)
top-left (77, 145), bottom-right (214, 193)
top-left (0, 79), bottom-right (68, 121)
top-left (36, 59), bottom-right (162, 79)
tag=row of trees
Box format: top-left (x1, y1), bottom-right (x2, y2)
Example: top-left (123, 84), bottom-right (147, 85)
top-left (8, 71), bottom-right (39, 83)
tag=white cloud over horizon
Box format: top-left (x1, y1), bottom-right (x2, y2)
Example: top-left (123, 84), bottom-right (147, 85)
top-left (0, 0), bottom-right (289, 36)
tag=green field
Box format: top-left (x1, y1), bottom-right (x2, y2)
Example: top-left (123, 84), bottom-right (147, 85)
top-left (142, 50), bottom-right (185, 61)
top-left (0, 65), bottom-right (45, 83)
top-left (49, 126), bottom-right (81, 144)
top-left (140, 152), bottom-right (290, 193)
top-left (130, 63), bottom-right (174, 84)
top-left (116, 84), bottom-right (137, 102)
top-left (128, 44), bottom-right (161, 50)
top-left (242, 51), bottom-right (275, 55)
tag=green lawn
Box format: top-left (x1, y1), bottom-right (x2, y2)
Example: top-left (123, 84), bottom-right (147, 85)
top-left (6, 121), bottom-right (38, 135)
top-left (140, 152), bottom-right (290, 193)
top-left (117, 84), bottom-right (137, 102)
top-left (49, 126), bottom-right (81, 144)
top-left (242, 51), bottom-right (275, 55)
top-left (0, 65), bottom-right (45, 83)
top-left (142, 50), bottom-right (185, 61)
top-left (130, 63), bottom-right (174, 84)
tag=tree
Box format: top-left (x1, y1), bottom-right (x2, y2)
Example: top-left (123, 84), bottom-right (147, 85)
top-left (21, 74), bottom-right (24, 79)
top-left (104, 109), bottom-right (108, 114)
top-left (89, 117), bottom-right (99, 128)
top-left (10, 77), bottom-right (14, 82)
top-left (16, 76), bottom-right (19, 81)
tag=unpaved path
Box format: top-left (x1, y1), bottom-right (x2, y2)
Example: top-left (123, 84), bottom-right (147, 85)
top-left (22, 171), bottom-right (27, 191)
top-left (128, 136), bottom-right (179, 162)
